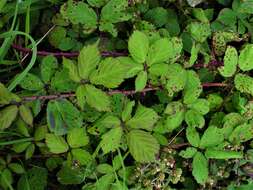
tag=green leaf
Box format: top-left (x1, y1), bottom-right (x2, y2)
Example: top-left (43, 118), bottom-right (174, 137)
top-left (61, 1), bottom-right (97, 28)
top-left (17, 167), bottom-right (48, 190)
top-left (47, 99), bottom-right (83, 135)
top-left (8, 163), bottom-right (25, 174)
top-left (62, 57), bottom-right (81, 83)
top-left (45, 134), bottom-right (69, 154)
top-left (164, 101), bottom-right (185, 132)
top-left (192, 152), bottom-right (208, 185)
top-left (188, 22), bottom-right (211, 42)
top-left (128, 30), bottom-right (149, 63)
top-left (116, 57), bottom-right (144, 78)
top-left (218, 46), bottom-right (238, 77)
top-left (149, 63), bottom-right (169, 76)
top-left (186, 42), bottom-right (200, 68)
top-left (199, 126), bottom-right (224, 148)
top-left (186, 126), bottom-right (200, 147)
top-left (165, 64), bottom-right (187, 96)
top-left (57, 165), bottom-right (85, 185)
top-left (90, 57), bottom-right (127, 88)
top-left (82, 84), bottom-right (111, 112)
top-left (19, 105), bottom-right (33, 126)
top-left (127, 130), bottom-right (159, 162)
top-left (239, 44), bottom-right (253, 71)
top-left (144, 7), bottom-right (168, 27)
top-left (40, 55), bottom-right (58, 83)
top-left (19, 73), bottom-right (44, 91)
top-left (126, 104), bottom-right (158, 131)
top-left (76, 85), bottom-right (86, 110)
top-left (235, 74), bottom-right (253, 96)
top-left (97, 164), bottom-right (114, 174)
top-left (0, 105), bottom-right (18, 130)
top-left (67, 128), bottom-right (89, 148)
top-left (183, 70), bottom-right (202, 104)
top-left (0, 83), bottom-right (20, 105)
top-left (51, 68), bottom-right (78, 92)
top-left (221, 113), bottom-right (245, 138)
top-left (25, 143), bottom-right (35, 160)
top-left (188, 98), bottom-right (210, 115)
top-left (0, 169), bottom-right (13, 189)
top-left (100, 127), bottom-right (123, 154)
top-left (135, 71), bottom-right (147, 92)
top-left (185, 109), bottom-right (205, 129)
top-left (205, 149), bottom-right (243, 159)
top-left (121, 101), bottom-right (135, 122)
top-left (229, 123), bottom-right (253, 144)
top-left (12, 142), bottom-right (31, 153)
top-left (71, 148), bottom-right (92, 166)
top-left (95, 174), bottom-right (115, 190)
top-left (78, 41), bottom-right (101, 80)
top-left (34, 125), bottom-right (48, 141)
top-left (179, 147), bottom-right (198, 158)
top-left (146, 38), bottom-right (173, 66)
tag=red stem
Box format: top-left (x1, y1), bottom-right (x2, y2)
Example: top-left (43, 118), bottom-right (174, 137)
top-left (12, 44), bottom-right (128, 58)
top-left (21, 83), bottom-right (226, 102)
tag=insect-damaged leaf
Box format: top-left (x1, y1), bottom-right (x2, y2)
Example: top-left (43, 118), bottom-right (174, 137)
top-left (165, 64), bottom-right (187, 96)
top-left (235, 74), bottom-right (253, 96)
top-left (47, 99), bottom-right (83, 135)
top-left (183, 70), bottom-right (202, 105)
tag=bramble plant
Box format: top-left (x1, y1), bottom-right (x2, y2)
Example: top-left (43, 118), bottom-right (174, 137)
top-left (1, 0), bottom-right (253, 189)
